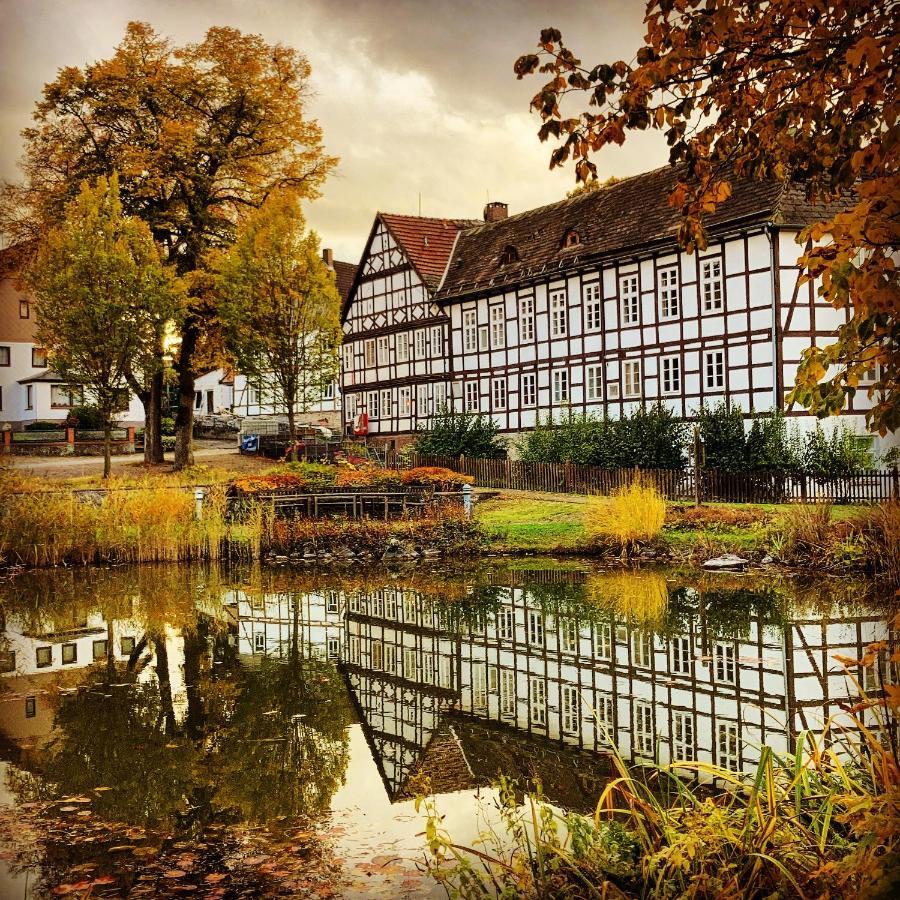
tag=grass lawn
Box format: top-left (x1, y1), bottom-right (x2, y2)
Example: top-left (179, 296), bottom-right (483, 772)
top-left (476, 493), bottom-right (589, 551)
top-left (476, 490), bottom-right (861, 554)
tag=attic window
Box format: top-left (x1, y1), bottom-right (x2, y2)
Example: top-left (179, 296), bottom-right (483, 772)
top-left (499, 245), bottom-right (519, 266)
top-left (562, 230), bottom-right (581, 249)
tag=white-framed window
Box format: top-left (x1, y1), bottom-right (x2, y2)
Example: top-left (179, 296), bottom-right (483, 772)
top-left (438, 655), bottom-right (453, 688)
top-left (623, 360), bottom-right (642, 398)
top-left (661, 355), bottom-right (682, 394)
top-left (364, 339), bottom-right (376, 367)
top-left (430, 325), bottom-right (443, 356)
top-left (519, 296), bottom-right (535, 342)
top-left (528, 611), bottom-right (544, 646)
top-left (500, 669), bottom-right (516, 717)
top-left (497, 608), bottom-right (514, 640)
top-left (399, 386), bottom-right (412, 416)
top-left (366, 390), bottom-right (379, 419)
top-left (705, 349), bottom-right (725, 389)
top-left (434, 382), bottom-right (447, 411)
top-left (384, 643), bottom-right (398, 674)
top-left (414, 329), bottom-right (427, 358)
top-left (490, 304), bottom-right (505, 348)
top-left (403, 647), bottom-right (417, 679)
top-left (395, 332), bottom-right (410, 362)
top-left (371, 640), bottom-right (383, 671)
top-left (521, 373), bottom-right (537, 407)
top-left (561, 684), bottom-right (580, 735)
top-left (632, 630), bottom-right (653, 669)
top-left (634, 701), bottom-right (655, 757)
top-left (416, 383), bottom-right (429, 417)
top-left (550, 289), bottom-right (568, 337)
top-left (326, 591), bottom-right (340, 613)
top-left (492, 377), bottom-right (507, 410)
top-left (478, 325), bottom-right (490, 351)
top-left (327, 637), bottom-right (340, 660)
top-left (717, 721), bottom-right (740, 771)
top-left (595, 622), bottom-right (612, 660)
top-left (376, 336), bottom-right (390, 365)
top-left (472, 662), bottom-right (487, 711)
top-left (586, 364), bottom-right (603, 402)
top-left (714, 642), bottom-right (736, 684)
top-left (343, 343), bottom-right (354, 373)
top-left (620, 274), bottom-right (640, 325)
top-left (380, 389), bottom-right (391, 419)
top-left (584, 282), bottom-right (602, 331)
top-left (51, 385), bottom-right (81, 408)
top-left (671, 635), bottom-right (692, 674)
top-left (463, 309), bottom-right (478, 352)
top-left (422, 655), bottom-right (436, 685)
top-left (553, 369), bottom-right (569, 403)
top-left (672, 711), bottom-right (695, 761)
top-left (0, 346), bottom-right (9, 366)
top-left (530, 676), bottom-right (547, 726)
top-left (254, 632), bottom-right (266, 653)
top-left (595, 692), bottom-right (614, 732)
top-left (701, 258), bottom-right (723, 312)
top-left (322, 381), bottom-right (336, 401)
top-left (465, 381), bottom-right (479, 413)
top-left (344, 393), bottom-right (357, 422)
top-left (658, 265), bottom-right (680, 319)
top-left (194, 391), bottom-right (203, 410)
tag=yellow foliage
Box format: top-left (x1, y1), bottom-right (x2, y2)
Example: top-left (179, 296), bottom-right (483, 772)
top-left (583, 480), bottom-right (666, 552)
top-left (584, 570), bottom-right (668, 627)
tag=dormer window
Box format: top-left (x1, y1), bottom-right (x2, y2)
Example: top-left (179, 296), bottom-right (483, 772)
top-left (499, 245), bottom-right (519, 266)
top-left (562, 229), bottom-right (581, 249)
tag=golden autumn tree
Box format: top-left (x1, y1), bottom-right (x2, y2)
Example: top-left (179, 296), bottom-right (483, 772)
top-left (216, 192), bottom-right (342, 457)
top-left (1, 22), bottom-right (337, 468)
top-left (515, 1), bottom-right (898, 433)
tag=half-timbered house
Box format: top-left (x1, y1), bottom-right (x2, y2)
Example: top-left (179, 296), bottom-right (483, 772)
top-left (342, 167), bottom-right (891, 454)
top-left (340, 213), bottom-right (478, 441)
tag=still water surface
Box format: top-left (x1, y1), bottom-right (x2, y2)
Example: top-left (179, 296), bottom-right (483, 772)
top-left (0, 562), bottom-right (892, 897)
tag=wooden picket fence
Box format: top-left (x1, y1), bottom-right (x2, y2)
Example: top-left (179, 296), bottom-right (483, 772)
top-left (402, 452), bottom-right (900, 505)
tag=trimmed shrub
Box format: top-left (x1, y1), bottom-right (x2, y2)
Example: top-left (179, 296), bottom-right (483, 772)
top-left (414, 407), bottom-right (507, 459)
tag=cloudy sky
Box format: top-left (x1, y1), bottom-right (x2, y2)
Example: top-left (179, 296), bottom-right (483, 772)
top-left (0, 0), bottom-right (668, 263)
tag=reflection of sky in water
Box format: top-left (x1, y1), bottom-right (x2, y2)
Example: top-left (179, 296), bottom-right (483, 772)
top-left (0, 562), bottom-right (894, 896)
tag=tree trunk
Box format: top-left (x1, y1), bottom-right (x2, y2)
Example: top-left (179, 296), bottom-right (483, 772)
top-left (173, 320), bottom-right (199, 471)
top-left (103, 421), bottom-right (112, 479)
top-left (145, 367), bottom-right (165, 464)
top-left (287, 404), bottom-right (297, 462)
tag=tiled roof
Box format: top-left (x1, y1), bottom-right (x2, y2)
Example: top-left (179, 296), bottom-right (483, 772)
top-left (332, 260), bottom-right (357, 302)
top-left (435, 166), bottom-right (856, 301)
top-left (18, 370), bottom-right (70, 384)
top-left (379, 213), bottom-right (478, 290)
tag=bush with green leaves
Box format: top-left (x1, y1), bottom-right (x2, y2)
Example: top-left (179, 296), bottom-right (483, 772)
top-left (519, 403), bottom-right (687, 469)
top-left (803, 422), bottom-right (873, 476)
top-left (68, 404), bottom-right (107, 430)
top-left (413, 407), bottom-right (507, 459)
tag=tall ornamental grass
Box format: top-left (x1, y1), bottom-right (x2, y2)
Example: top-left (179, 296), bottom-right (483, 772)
top-left (0, 484), bottom-right (261, 567)
top-left (584, 480), bottom-right (666, 554)
top-left (420, 643), bottom-right (900, 899)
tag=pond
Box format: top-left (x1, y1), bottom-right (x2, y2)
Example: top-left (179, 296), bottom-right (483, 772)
top-left (0, 561), bottom-right (894, 897)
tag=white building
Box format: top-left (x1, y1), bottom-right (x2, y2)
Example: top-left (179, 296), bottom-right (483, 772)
top-left (341, 168), bottom-right (894, 456)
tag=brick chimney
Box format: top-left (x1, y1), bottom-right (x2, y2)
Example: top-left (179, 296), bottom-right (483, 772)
top-left (322, 247), bottom-right (334, 268)
top-left (483, 201), bottom-right (508, 223)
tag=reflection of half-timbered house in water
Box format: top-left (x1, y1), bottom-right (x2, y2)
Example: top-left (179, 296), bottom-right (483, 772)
top-left (342, 167), bottom-right (890, 454)
top-left (229, 589), bottom-right (345, 664)
top-left (338, 576), bottom-right (894, 800)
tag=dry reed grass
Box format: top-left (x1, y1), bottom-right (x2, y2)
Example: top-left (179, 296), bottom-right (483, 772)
top-left (584, 479), bottom-right (666, 553)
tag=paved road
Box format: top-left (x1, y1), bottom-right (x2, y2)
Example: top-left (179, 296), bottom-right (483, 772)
top-left (5, 442), bottom-right (263, 479)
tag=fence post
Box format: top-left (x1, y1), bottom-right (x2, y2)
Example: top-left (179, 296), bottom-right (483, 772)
top-left (66, 426), bottom-right (75, 446)
top-left (194, 487), bottom-right (205, 521)
top-left (463, 483), bottom-right (472, 519)
top-left (893, 466), bottom-right (899, 501)
top-left (800, 472), bottom-right (808, 503)
top-left (1, 430), bottom-right (10, 453)
top-left (692, 425), bottom-right (702, 507)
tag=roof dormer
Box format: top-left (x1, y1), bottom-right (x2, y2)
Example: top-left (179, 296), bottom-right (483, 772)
top-left (499, 245), bottom-right (519, 266)
top-left (561, 229), bottom-right (581, 250)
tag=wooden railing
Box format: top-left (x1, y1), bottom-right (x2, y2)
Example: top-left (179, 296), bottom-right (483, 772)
top-left (403, 452), bottom-right (900, 505)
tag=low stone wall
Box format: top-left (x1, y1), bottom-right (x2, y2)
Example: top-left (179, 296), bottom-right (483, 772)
top-left (6, 440), bottom-right (136, 457)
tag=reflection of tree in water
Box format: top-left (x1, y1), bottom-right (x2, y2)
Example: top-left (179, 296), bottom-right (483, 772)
top-left (22, 593), bottom-right (350, 829)
top-left (209, 654), bottom-right (351, 822)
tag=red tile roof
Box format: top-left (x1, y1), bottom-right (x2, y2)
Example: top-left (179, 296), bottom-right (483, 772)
top-left (332, 260), bottom-right (357, 302)
top-left (379, 214), bottom-right (477, 290)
